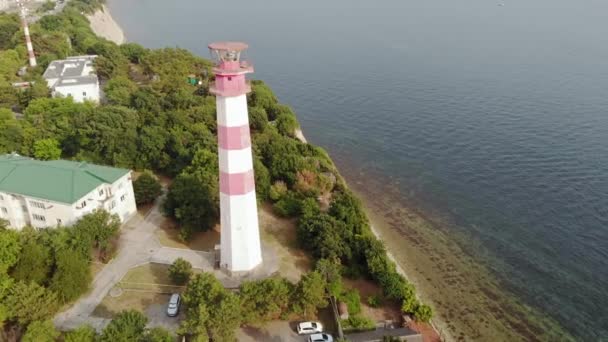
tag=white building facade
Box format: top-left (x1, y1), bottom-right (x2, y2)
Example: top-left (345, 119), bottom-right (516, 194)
top-left (0, 155), bottom-right (136, 230)
top-left (43, 55), bottom-right (100, 103)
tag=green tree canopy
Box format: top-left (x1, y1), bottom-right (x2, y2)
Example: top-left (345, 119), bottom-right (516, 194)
top-left (168, 257), bottom-right (193, 285)
top-left (50, 249), bottom-right (91, 303)
top-left (293, 271), bottom-right (328, 318)
top-left (4, 281), bottom-right (58, 325)
top-left (64, 324), bottom-right (97, 342)
top-left (164, 149), bottom-right (219, 233)
top-left (100, 310), bottom-right (148, 342)
top-left (133, 171), bottom-right (162, 205)
top-left (33, 138), bottom-right (62, 160)
top-left (0, 227), bottom-right (21, 273)
top-left (21, 320), bottom-right (60, 342)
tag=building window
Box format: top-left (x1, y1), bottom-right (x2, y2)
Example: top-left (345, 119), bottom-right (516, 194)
top-left (30, 201), bottom-right (45, 209)
top-left (99, 189), bottom-right (104, 196)
top-left (57, 219), bottom-right (62, 225)
top-left (32, 214), bottom-right (46, 222)
top-left (0, 195), bottom-right (3, 200)
top-left (1, 207), bottom-right (6, 214)
top-left (83, 91), bottom-right (87, 97)
top-left (109, 200), bottom-right (116, 210)
top-left (120, 194), bottom-right (126, 202)
top-left (81, 201), bottom-right (87, 208)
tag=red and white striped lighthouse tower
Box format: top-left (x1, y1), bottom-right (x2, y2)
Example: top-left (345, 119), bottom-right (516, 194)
top-left (209, 42), bottom-right (262, 272)
top-left (16, 0), bottom-right (36, 67)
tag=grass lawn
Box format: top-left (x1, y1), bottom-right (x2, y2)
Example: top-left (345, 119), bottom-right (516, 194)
top-left (92, 263), bottom-right (189, 319)
top-left (156, 217), bottom-right (219, 251)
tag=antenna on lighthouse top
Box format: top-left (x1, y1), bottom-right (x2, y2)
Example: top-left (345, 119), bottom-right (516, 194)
top-left (15, 0), bottom-right (37, 67)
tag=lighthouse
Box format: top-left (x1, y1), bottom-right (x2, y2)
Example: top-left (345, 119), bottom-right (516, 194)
top-left (209, 42), bottom-right (262, 272)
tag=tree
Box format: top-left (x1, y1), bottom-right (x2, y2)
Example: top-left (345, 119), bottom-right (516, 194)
top-left (71, 210), bottom-right (121, 258)
top-left (0, 227), bottom-right (21, 273)
top-left (100, 310), bottom-right (148, 342)
top-left (297, 213), bottom-right (351, 261)
top-left (178, 303), bottom-right (209, 342)
top-left (50, 249), bottom-right (91, 303)
top-left (10, 233), bottom-right (53, 285)
top-left (207, 292), bottom-right (241, 341)
top-left (143, 327), bottom-right (173, 342)
top-left (164, 150), bottom-right (219, 233)
top-left (104, 76), bottom-right (138, 106)
top-left (79, 105), bottom-right (139, 167)
top-left (315, 258), bottom-right (343, 297)
top-left (275, 107), bottom-right (299, 137)
top-left (240, 278), bottom-right (293, 324)
top-left (293, 271), bottom-right (328, 317)
top-left (21, 320), bottom-right (60, 342)
top-left (133, 171), bottom-right (162, 205)
top-left (64, 325), bottom-right (97, 342)
top-left (180, 273), bottom-right (241, 341)
top-left (120, 43), bottom-right (148, 63)
top-left (4, 281), bottom-right (58, 325)
top-left (33, 138), bottom-right (62, 160)
top-left (168, 258), bottom-right (193, 285)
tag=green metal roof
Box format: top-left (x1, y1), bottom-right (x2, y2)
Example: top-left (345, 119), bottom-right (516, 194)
top-left (0, 154), bottom-right (130, 204)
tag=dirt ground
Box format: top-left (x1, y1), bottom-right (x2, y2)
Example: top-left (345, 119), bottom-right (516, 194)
top-left (156, 218), bottom-right (220, 251)
top-left (258, 204), bottom-right (311, 282)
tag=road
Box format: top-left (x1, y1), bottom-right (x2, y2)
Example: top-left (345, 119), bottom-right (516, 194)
top-left (54, 194), bottom-right (279, 332)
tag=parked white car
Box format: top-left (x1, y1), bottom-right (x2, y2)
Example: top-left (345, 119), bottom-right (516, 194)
top-left (308, 333), bottom-right (333, 342)
top-left (166, 293), bottom-right (181, 317)
top-left (297, 321), bottom-right (323, 334)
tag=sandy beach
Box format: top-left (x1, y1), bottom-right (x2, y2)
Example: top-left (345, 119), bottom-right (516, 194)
top-left (87, 5), bottom-right (125, 45)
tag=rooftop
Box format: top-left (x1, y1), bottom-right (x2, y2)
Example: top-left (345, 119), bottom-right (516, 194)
top-left (0, 154), bottom-right (129, 204)
top-left (43, 55), bottom-right (98, 87)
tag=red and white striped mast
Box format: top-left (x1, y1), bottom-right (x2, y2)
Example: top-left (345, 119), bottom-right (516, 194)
top-left (208, 42), bottom-right (262, 272)
top-left (16, 0), bottom-right (37, 67)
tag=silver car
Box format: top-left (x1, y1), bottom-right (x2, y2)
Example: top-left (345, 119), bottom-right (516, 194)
top-left (166, 293), bottom-right (180, 317)
top-left (308, 333), bottom-right (333, 342)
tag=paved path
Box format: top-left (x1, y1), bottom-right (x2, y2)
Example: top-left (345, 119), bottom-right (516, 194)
top-left (54, 195), bottom-right (279, 331)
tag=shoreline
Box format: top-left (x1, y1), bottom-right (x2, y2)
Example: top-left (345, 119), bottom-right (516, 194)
top-left (77, 4), bottom-right (571, 340)
top-left (345, 172), bottom-right (574, 342)
top-left (86, 4), bottom-right (125, 45)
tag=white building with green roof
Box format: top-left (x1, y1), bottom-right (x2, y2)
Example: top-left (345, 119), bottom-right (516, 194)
top-left (0, 154), bottom-right (137, 229)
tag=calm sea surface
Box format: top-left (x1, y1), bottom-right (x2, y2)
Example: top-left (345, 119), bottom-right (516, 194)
top-left (108, 0), bottom-right (608, 339)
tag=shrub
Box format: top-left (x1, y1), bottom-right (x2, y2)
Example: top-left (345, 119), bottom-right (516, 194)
top-left (367, 294), bottom-right (382, 308)
top-left (341, 315), bottom-right (375, 333)
top-left (339, 288), bottom-right (361, 315)
top-left (21, 320), bottom-right (60, 342)
top-left (413, 303), bottom-right (433, 322)
top-left (133, 171), bottom-right (162, 205)
top-left (169, 258), bottom-right (193, 285)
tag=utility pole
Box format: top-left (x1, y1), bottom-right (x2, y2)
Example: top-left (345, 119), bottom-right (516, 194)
top-left (16, 0), bottom-right (37, 67)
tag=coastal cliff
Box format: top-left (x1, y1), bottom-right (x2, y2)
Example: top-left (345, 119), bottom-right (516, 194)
top-left (87, 5), bottom-right (125, 45)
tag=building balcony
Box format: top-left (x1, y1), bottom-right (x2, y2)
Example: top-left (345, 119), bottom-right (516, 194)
top-left (212, 61), bottom-right (254, 76)
top-left (209, 80), bottom-right (252, 97)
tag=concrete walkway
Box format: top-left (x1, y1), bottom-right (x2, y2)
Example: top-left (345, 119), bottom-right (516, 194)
top-left (54, 196), bottom-right (279, 331)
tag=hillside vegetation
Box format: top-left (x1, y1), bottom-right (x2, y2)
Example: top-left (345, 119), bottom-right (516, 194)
top-left (0, 0), bottom-right (432, 339)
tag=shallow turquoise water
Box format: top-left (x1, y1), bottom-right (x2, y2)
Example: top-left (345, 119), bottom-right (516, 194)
top-left (108, 0), bottom-right (608, 339)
